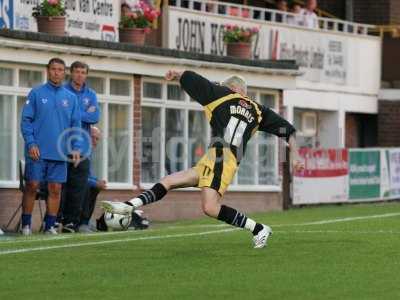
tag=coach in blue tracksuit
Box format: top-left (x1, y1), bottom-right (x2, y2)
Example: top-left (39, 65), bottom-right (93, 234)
top-left (20, 57), bottom-right (81, 235)
top-left (61, 61), bottom-right (100, 233)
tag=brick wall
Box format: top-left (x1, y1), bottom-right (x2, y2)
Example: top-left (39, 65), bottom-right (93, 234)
top-left (378, 100), bottom-right (400, 147)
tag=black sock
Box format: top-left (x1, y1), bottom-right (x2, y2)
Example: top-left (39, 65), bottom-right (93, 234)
top-left (252, 223), bottom-right (264, 235)
top-left (125, 183), bottom-right (168, 206)
top-left (217, 205), bottom-right (248, 228)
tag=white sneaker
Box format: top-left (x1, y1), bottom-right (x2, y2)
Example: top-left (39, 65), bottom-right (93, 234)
top-left (0, 228), bottom-right (4, 235)
top-left (101, 200), bottom-right (134, 215)
top-left (253, 225), bottom-right (272, 249)
top-left (21, 225), bottom-right (32, 236)
top-left (44, 227), bottom-right (58, 235)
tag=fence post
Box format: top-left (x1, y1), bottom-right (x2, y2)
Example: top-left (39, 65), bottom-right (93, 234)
top-left (282, 146), bottom-right (291, 210)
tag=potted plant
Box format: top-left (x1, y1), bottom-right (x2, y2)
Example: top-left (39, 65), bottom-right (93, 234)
top-left (32, 0), bottom-right (66, 36)
top-left (223, 25), bottom-right (259, 59)
top-left (119, 1), bottom-right (161, 45)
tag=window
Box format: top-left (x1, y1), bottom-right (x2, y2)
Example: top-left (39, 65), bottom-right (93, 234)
top-left (141, 79), bottom-right (208, 183)
top-left (0, 64), bottom-right (133, 188)
top-left (110, 79), bottom-right (130, 96)
top-left (0, 65), bottom-right (45, 185)
top-left (87, 75), bottom-right (133, 186)
top-left (141, 107), bottom-right (161, 183)
top-left (19, 69), bottom-right (43, 88)
top-left (0, 67), bottom-right (13, 86)
top-left (141, 79), bottom-right (279, 189)
top-left (87, 76), bottom-right (105, 94)
top-left (143, 82), bottom-right (162, 99)
top-left (0, 95), bottom-right (13, 181)
top-left (108, 103), bottom-right (130, 182)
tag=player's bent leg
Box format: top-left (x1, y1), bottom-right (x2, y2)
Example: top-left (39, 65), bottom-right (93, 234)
top-left (102, 168), bottom-right (200, 214)
top-left (201, 187), bottom-right (272, 249)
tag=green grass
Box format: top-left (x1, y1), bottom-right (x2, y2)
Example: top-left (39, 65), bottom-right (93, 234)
top-left (1, 202), bottom-right (400, 300)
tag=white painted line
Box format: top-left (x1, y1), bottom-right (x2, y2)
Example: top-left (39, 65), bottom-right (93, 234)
top-left (272, 212), bottom-right (400, 227)
top-left (274, 230), bottom-right (400, 234)
top-left (0, 235), bottom-right (72, 244)
top-left (0, 228), bottom-right (239, 256)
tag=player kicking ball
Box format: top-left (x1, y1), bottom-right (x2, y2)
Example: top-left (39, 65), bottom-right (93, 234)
top-left (102, 70), bottom-right (304, 248)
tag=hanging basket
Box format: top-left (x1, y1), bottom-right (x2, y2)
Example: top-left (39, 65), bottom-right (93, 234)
top-left (36, 16), bottom-right (66, 36)
top-left (119, 28), bottom-right (147, 45)
top-left (226, 42), bottom-right (252, 59)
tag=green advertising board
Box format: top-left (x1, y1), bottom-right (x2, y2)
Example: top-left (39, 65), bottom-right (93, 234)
top-left (349, 150), bottom-right (381, 200)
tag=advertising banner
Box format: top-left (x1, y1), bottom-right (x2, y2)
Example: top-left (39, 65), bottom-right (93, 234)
top-left (293, 148), bottom-right (349, 204)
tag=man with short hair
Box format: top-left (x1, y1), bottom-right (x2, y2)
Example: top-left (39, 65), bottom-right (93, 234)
top-left (20, 57), bottom-right (81, 235)
top-left (62, 61), bottom-right (100, 233)
top-left (103, 70), bottom-right (304, 249)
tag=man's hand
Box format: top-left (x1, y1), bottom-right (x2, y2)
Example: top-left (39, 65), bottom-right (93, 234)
top-left (96, 180), bottom-right (107, 190)
top-left (28, 145), bottom-right (40, 161)
top-left (71, 150), bottom-right (81, 168)
top-left (292, 155), bottom-right (305, 173)
top-left (288, 135), bottom-right (305, 173)
top-left (165, 70), bottom-right (183, 81)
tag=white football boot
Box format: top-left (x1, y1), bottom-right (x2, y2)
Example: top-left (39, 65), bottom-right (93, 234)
top-left (253, 225), bottom-right (272, 249)
top-left (101, 200), bottom-right (134, 215)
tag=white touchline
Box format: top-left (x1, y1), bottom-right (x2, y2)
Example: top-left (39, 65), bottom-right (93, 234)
top-left (0, 228), bottom-right (239, 256)
top-left (272, 212), bottom-right (400, 227)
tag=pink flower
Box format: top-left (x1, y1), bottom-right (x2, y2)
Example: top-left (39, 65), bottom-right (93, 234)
top-left (144, 27), bottom-right (151, 34)
top-left (48, 0), bottom-right (58, 5)
top-left (233, 25), bottom-right (239, 30)
top-left (251, 27), bottom-right (259, 33)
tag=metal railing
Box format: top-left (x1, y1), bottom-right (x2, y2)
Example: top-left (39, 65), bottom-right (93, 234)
top-left (169, 0), bottom-right (377, 36)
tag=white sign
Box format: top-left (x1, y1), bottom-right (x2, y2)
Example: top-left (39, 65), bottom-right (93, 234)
top-left (13, 0), bottom-right (119, 41)
top-left (292, 148), bottom-right (349, 204)
top-left (166, 8), bottom-right (380, 87)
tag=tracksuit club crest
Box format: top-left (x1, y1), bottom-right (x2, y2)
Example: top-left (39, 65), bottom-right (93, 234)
top-left (41, 98), bottom-right (48, 104)
top-left (62, 100), bottom-right (69, 107)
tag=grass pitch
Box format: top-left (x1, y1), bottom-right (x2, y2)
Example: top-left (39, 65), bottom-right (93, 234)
top-left (1, 202), bottom-right (400, 300)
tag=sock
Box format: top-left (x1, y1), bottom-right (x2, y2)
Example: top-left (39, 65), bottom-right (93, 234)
top-left (252, 223), bottom-right (264, 236)
top-left (127, 183), bottom-right (168, 208)
top-left (22, 214), bottom-right (32, 227)
top-left (217, 205), bottom-right (249, 229)
top-left (44, 215), bottom-right (56, 231)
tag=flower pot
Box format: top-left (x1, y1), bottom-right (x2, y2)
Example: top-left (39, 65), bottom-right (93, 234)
top-left (119, 28), bottom-right (147, 45)
top-left (36, 16), bottom-right (66, 36)
top-left (226, 42), bottom-right (252, 59)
